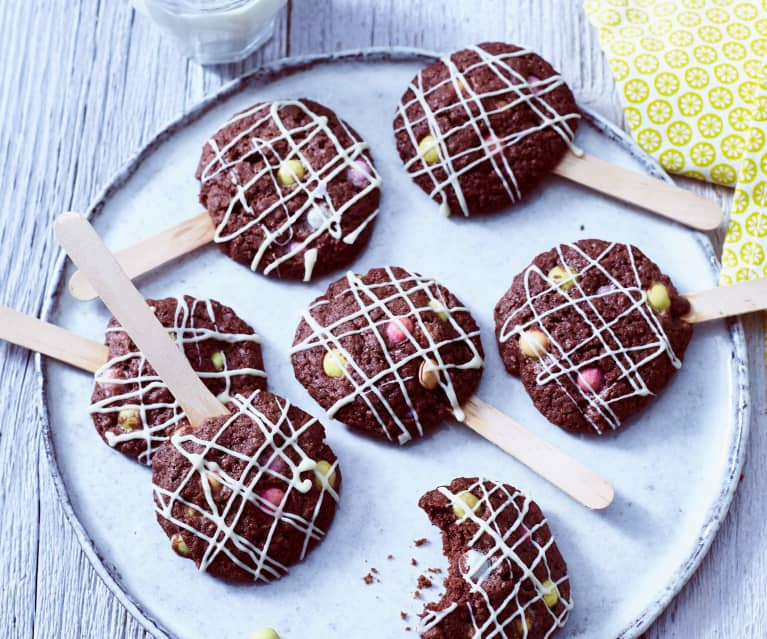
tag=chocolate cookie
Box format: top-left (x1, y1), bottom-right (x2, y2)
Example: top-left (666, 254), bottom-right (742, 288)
top-left (418, 477), bottom-right (572, 639)
top-left (152, 390), bottom-right (341, 583)
top-left (90, 296), bottom-right (266, 464)
top-left (393, 42), bottom-right (580, 217)
top-left (197, 98), bottom-right (382, 281)
top-left (494, 239), bottom-right (693, 435)
top-left (291, 266), bottom-right (484, 445)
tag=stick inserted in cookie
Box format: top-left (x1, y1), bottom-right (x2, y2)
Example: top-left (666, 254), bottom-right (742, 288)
top-left (682, 276), bottom-right (767, 323)
top-left (54, 212), bottom-right (228, 426)
top-left (552, 152), bottom-right (722, 231)
top-left (0, 305), bottom-right (108, 373)
top-left (459, 397), bottom-right (614, 510)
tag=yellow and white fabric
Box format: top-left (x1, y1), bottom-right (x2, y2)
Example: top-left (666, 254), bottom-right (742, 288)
top-left (584, 0), bottom-right (767, 358)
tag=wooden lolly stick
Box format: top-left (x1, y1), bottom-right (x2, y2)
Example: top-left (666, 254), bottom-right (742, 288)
top-left (553, 151), bottom-right (723, 231)
top-left (683, 276), bottom-right (767, 324)
top-left (460, 396), bottom-right (615, 510)
top-left (68, 212), bottom-right (215, 302)
top-left (0, 305), bottom-right (108, 373)
top-left (54, 212), bottom-right (228, 427)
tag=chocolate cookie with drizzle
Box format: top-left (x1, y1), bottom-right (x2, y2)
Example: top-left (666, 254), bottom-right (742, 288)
top-left (393, 42), bottom-right (580, 217)
top-left (152, 389), bottom-right (341, 583)
top-left (197, 98), bottom-right (382, 281)
top-left (90, 296), bottom-right (266, 464)
top-left (418, 477), bottom-right (572, 639)
top-left (494, 239), bottom-right (693, 435)
top-left (290, 266), bottom-right (484, 445)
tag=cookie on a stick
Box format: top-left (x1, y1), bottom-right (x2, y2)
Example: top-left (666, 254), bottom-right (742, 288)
top-left (54, 213), bottom-right (341, 583)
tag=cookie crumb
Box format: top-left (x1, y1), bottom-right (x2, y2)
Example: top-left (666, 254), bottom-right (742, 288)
top-left (411, 558), bottom-right (418, 566)
top-left (417, 575), bottom-right (432, 589)
top-left (413, 590), bottom-right (421, 599)
top-left (387, 554), bottom-right (394, 560)
top-left (414, 537), bottom-right (428, 547)
top-left (371, 567), bottom-right (379, 574)
top-left (363, 573), bottom-right (374, 585)
top-left (427, 567), bottom-right (442, 574)
top-left (401, 612), bottom-right (409, 620)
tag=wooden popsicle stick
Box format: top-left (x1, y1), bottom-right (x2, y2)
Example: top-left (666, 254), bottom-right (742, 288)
top-left (54, 212), bottom-right (228, 426)
top-left (683, 277), bottom-right (767, 324)
top-left (553, 151), bottom-right (723, 231)
top-left (0, 305), bottom-right (108, 373)
top-left (68, 212), bottom-right (215, 301)
top-left (460, 396), bottom-right (615, 510)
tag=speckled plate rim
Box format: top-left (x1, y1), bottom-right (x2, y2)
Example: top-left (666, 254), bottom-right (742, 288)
top-left (35, 47), bottom-right (750, 639)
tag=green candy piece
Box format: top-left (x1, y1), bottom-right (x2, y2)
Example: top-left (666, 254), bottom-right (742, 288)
top-left (547, 265), bottom-right (578, 291)
top-left (428, 298), bottom-right (449, 320)
top-left (646, 282), bottom-right (671, 312)
top-left (251, 629), bottom-right (280, 639)
top-left (211, 351), bottom-right (225, 371)
top-left (117, 409), bottom-right (140, 432)
top-left (171, 533), bottom-right (191, 557)
top-left (453, 491), bottom-right (480, 519)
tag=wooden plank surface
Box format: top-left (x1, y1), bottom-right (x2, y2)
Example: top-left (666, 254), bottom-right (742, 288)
top-left (0, 1), bottom-right (763, 637)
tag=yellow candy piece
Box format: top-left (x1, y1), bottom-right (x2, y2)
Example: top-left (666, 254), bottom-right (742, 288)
top-left (117, 409), bottom-right (140, 432)
top-left (547, 265), bottom-right (578, 291)
top-left (542, 579), bottom-right (559, 607)
top-left (518, 329), bottom-right (549, 358)
top-left (211, 351), bottom-right (225, 371)
top-left (418, 135), bottom-right (441, 165)
top-left (646, 282), bottom-right (671, 312)
top-left (418, 360), bottom-right (440, 390)
top-left (428, 298), bottom-right (449, 320)
top-left (322, 349), bottom-right (347, 378)
top-left (251, 628), bottom-right (280, 639)
top-left (515, 616), bottom-right (532, 636)
top-left (277, 159), bottom-right (305, 186)
top-left (453, 491), bottom-right (480, 519)
top-left (314, 460), bottom-right (337, 489)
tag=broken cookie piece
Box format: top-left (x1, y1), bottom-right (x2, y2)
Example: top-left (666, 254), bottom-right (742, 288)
top-left (416, 477), bottom-right (572, 638)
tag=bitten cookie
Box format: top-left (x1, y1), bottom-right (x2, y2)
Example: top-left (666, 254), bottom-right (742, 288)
top-left (494, 239), bottom-right (693, 435)
top-left (89, 296), bottom-right (266, 464)
top-left (418, 477), bottom-right (572, 639)
top-left (152, 390), bottom-right (341, 583)
top-left (197, 98), bottom-right (382, 281)
top-left (393, 42), bottom-right (579, 217)
top-left (291, 266), bottom-right (484, 445)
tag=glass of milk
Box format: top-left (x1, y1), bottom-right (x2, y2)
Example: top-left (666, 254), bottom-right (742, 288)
top-left (133, 0), bottom-right (287, 65)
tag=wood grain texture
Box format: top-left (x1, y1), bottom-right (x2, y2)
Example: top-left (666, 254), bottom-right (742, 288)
top-left (0, 1), bottom-right (763, 637)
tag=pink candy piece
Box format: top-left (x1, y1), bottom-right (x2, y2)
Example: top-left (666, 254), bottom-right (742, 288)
top-left (347, 159), bottom-right (372, 188)
top-left (385, 317), bottom-right (414, 345)
top-left (577, 367), bottom-right (605, 393)
top-left (484, 135), bottom-right (503, 156)
top-left (260, 487), bottom-right (285, 508)
top-left (527, 74), bottom-right (542, 93)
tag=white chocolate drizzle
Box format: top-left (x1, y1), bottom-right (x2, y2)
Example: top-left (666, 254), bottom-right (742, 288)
top-left (199, 100), bottom-right (382, 279)
top-left (89, 296), bottom-right (265, 465)
top-left (290, 267), bottom-right (484, 445)
top-left (419, 478), bottom-right (572, 638)
top-left (153, 390), bottom-right (339, 582)
top-left (395, 44), bottom-right (580, 217)
top-left (498, 242), bottom-right (683, 433)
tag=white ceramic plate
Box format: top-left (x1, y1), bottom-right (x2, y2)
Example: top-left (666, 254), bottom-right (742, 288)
top-left (39, 49), bottom-right (749, 639)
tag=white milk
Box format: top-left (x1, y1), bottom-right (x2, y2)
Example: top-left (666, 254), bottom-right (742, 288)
top-left (133, 0), bottom-right (287, 64)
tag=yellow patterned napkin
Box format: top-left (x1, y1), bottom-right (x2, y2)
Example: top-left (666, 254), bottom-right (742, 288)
top-left (584, 0), bottom-right (767, 357)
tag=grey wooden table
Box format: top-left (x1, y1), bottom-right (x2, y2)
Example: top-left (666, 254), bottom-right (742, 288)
top-left (1, 1), bottom-right (765, 637)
